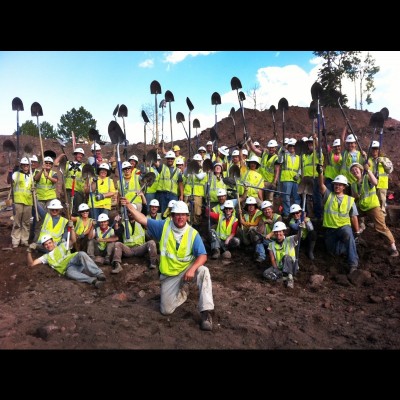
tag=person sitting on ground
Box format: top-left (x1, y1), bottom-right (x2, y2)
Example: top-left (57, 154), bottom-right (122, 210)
top-left (208, 199), bottom-right (240, 260)
top-left (262, 221), bottom-right (299, 289)
top-left (288, 203), bottom-right (317, 261)
top-left (86, 213), bottom-right (119, 265)
top-left (349, 162), bottom-right (398, 257)
top-left (27, 231), bottom-right (106, 289)
top-left (120, 198), bottom-right (214, 331)
top-left (70, 203), bottom-right (94, 252)
top-left (238, 196), bottom-right (262, 249)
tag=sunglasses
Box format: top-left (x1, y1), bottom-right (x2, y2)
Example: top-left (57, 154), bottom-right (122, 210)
top-left (45, 162), bottom-right (53, 165)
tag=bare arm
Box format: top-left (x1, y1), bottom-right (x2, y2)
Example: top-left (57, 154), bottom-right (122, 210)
top-left (247, 139), bottom-right (262, 156)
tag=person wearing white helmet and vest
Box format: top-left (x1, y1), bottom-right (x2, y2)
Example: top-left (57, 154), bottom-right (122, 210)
top-left (30, 199), bottom-right (69, 253)
top-left (205, 141), bottom-right (216, 162)
top-left (206, 162), bottom-right (227, 209)
top-left (86, 213), bottom-right (119, 266)
top-left (215, 146), bottom-right (229, 176)
top-left (85, 162), bottom-right (117, 221)
top-left (145, 153), bottom-right (161, 206)
top-left (121, 198), bottom-right (214, 331)
top-left (247, 140), bottom-right (260, 159)
top-left (162, 199), bottom-right (176, 220)
top-left (262, 221), bottom-right (299, 289)
top-left (227, 149), bottom-right (246, 177)
top-left (247, 138), bottom-right (280, 203)
top-left (54, 147), bottom-right (87, 216)
top-left (238, 196), bottom-right (263, 248)
top-left (349, 162), bottom-right (398, 257)
top-left (87, 142), bottom-right (104, 168)
top-left (317, 164), bottom-right (360, 274)
top-left (324, 138), bottom-right (343, 192)
top-left (288, 203), bottom-right (317, 260)
top-left (147, 198), bottom-right (162, 220)
top-left (117, 160), bottom-right (144, 213)
top-left (8, 157), bottom-right (33, 248)
top-left (197, 146), bottom-right (207, 162)
top-left (27, 233), bottom-right (106, 289)
top-left (368, 140), bottom-right (393, 216)
top-left (239, 154), bottom-right (264, 206)
top-left (208, 199), bottom-right (240, 259)
top-left (156, 150), bottom-right (184, 215)
top-left (70, 203), bottom-right (95, 252)
top-left (252, 200), bottom-right (283, 263)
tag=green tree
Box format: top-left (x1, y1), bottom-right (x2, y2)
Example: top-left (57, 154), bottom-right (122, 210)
top-left (20, 120), bottom-right (38, 137)
top-left (40, 121), bottom-right (58, 139)
top-left (358, 52), bottom-right (380, 110)
top-left (57, 107), bottom-right (97, 143)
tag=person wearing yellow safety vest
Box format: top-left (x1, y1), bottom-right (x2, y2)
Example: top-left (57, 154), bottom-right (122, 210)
top-left (247, 138), bottom-right (280, 203)
top-left (324, 138), bottom-right (343, 192)
top-left (121, 198), bottom-right (214, 331)
top-left (197, 146), bottom-right (207, 162)
top-left (145, 153), bottom-right (161, 206)
top-left (208, 199), bottom-right (240, 260)
top-left (301, 135), bottom-right (324, 220)
top-left (208, 162), bottom-right (227, 208)
top-left (172, 145), bottom-right (186, 167)
top-left (317, 164), bottom-right (360, 274)
top-left (156, 150), bottom-right (184, 216)
top-left (86, 163), bottom-right (117, 222)
top-left (339, 129), bottom-right (367, 188)
top-left (253, 200), bottom-right (283, 263)
top-left (117, 161), bottom-right (144, 213)
top-left (86, 213), bottom-right (119, 266)
top-left (205, 141), bottom-right (216, 162)
top-left (9, 157), bottom-right (33, 248)
top-left (262, 221), bottom-right (299, 289)
top-left (215, 146), bottom-right (230, 177)
top-left (349, 162), bottom-right (398, 257)
top-left (368, 141), bottom-right (393, 217)
top-left (238, 196), bottom-right (263, 248)
top-left (70, 203), bottom-right (95, 252)
top-left (31, 199), bottom-right (69, 253)
top-left (239, 155), bottom-right (264, 206)
top-left (27, 232), bottom-right (106, 289)
top-left (111, 204), bottom-right (159, 274)
top-left (227, 149), bottom-right (246, 178)
top-left (279, 138), bottom-right (302, 219)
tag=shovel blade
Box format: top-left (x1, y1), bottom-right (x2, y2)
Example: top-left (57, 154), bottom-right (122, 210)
top-left (193, 118), bottom-right (200, 129)
top-left (3, 139), bottom-right (16, 152)
top-left (176, 112), bottom-right (185, 123)
top-left (230, 76), bottom-right (242, 91)
top-left (297, 176), bottom-right (314, 195)
top-left (12, 97), bottom-right (24, 111)
top-left (30, 102), bottom-right (43, 117)
top-left (278, 97), bottom-right (289, 111)
top-left (202, 158), bottom-right (213, 173)
top-left (311, 81), bottom-right (324, 101)
top-left (369, 112), bottom-right (384, 129)
top-left (141, 110), bottom-right (150, 123)
top-left (108, 121), bottom-right (125, 145)
top-left (118, 104), bottom-right (128, 118)
top-left (165, 90), bottom-right (174, 102)
top-left (150, 80), bottom-right (162, 95)
top-left (186, 97), bottom-right (194, 111)
top-left (211, 92), bottom-right (221, 105)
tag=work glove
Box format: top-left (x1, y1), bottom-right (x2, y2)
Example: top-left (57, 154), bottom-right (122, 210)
top-left (92, 177), bottom-right (98, 183)
top-left (299, 221), bottom-right (306, 229)
top-left (68, 220), bottom-right (74, 228)
top-left (316, 164), bottom-right (323, 175)
top-left (293, 174), bottom-right (300, 181)
top-left (95, 193), bottom-right (105, 201)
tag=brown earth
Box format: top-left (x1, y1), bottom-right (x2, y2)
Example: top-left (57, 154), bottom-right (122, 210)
top-left (0, 105), bottom-right (400, 350)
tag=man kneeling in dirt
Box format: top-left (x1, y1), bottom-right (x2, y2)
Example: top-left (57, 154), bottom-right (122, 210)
top-left (120, 198), bottom-right (214, 331)
top-left (27, 229), bottom-right (106, 289)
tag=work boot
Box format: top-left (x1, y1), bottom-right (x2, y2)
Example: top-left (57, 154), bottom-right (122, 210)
top-left (111, 261), bottom-right (123, 274)
top-left (211, 248), bottom-right (220, 259)
top-left (222, 250), bottom-right (231, 259)
top-left (92, 279), bottom-right (104, 289)
top-left (307, 240), bottom-right (316, 260)
top-left (103, 256), bottom-right (111, 265)
top-left (97, 274), bottom-right (106, 281)
top-left (200, 310), bottom-right (213, 331)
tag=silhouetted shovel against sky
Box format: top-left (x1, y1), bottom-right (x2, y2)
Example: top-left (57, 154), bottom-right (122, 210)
top-left (141, 110), bottom-right (150, 164)
top-left (31, 102), bottom-right (45, 162)
top-left (108, 121), bottom-right (124, 145)
top-left (88, 128), bottom-right (102, 178)
top-left (193, 118), bottom-right (200, 149)
top-left (231, 77), bottom-right (249, 141)
top-left (186, 97), bottom-right (194, 160)
top-left (165, 90), bottom-right (175, 145)
top-left (118, 104), bottom-right (128, 160)
top-left (269, 105), bottom-right (277, 140)
top-left (12, 97), bottom-right (24, 162)
top-left (150, 80), bottom-right (162, 145)
top-left (113, 104), bottom-right (119, 121)
top-left (159, 99), bottom-right (166, 142)
top-left (311, 82), bottom-right (324, 164)
top-left (277, 97), bottom-right (289, 146)
top-left (229, 107), bottom-right (237, 145)
top-left (176, 112), bottom-right (195, 156)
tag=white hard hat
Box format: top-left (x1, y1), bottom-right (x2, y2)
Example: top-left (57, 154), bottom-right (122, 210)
top-left (246, 155), bottom-right (260, 165)
top-left (198, 146), bottom-right (206, 152)
top-left (290, 204), bottom-right (302, 214)
top-left (30, 155), bottom-right (39, 162)
top-left (223, 200), bottom-right (234, 209)
top-left (168, 200), bottom-right (176, 209)
top-left (206, 141), bottom-right (213, 146)
top-left (261, 200), bottom-right (273, 210)
top-left (97, 162), bottom-right (110, 176)
top-left (165, 150), bottom-right (176, 159)
top-left (171, 200), bottom-right (189, 214)
top-left (47, 199), bottom-right (63, 209)
top-left (43, 156), bottom-right (54, 163)
top-left (149, 199), bottom-right (160, 207)
top-left (284, 138), bottom-right (290, 144)
top-left (175, 158), bottom-right (184, 165)
top-left (288, 138), bottom-right (297, 146)
top-left (301, 136), bottom-right (309, 142)
top-left (218, 147), bottom-right (229, 156)
top-left (193, 154), bottom-right (203, 161)
top-left (332, 139), bottom-right (341, 147)
top-left (273, 221), bottom-right (287, 232)
top-left (220, 145), bottom-right (228, 150)
top-left (78, 203), bottom-right (90, 212)
top-left (91, 143), bottom-right (101, 151)
top-left (346, 134), bottom-right (356, 143)
top-left (307, 136), bottom-right (314, 142)
top-left (371, 140), bottom-right (380, 148)
top-left (232, 150), bottom-right (240, 156)
top-left (267, 139), bottom-right (278, 147)
top-left (157, 154), bottom-right (161, 160)
top-left (97, 213), bottom-right (109, 222)
top-left (253, 141), bottom-right (260, 146)
top-left (129, 155), bottom-right (139, 163)
top-left (217, 188), bottom-right (227, 197)
top-left (242, 149), bottom-right (248, 155)
top-left (122, 161), bottom-right (132, 169)
top-left (332, 174), bottom-right (349, 186)
top-left (74, 147), bottom-right (85, 155)
top-left (245, 196), bottom-right (257, 205)
top-left (41, 235), bottom-right (53, 245)
top-left (20, 157), bottom-right (29, 164)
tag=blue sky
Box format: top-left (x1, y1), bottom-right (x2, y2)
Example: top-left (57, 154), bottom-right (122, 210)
top-left (1, 51), bottom-right (399, 146)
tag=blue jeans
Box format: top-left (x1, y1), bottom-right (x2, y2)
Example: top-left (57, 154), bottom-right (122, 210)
top-left (65, 251), bottom-right (104, 284)
top-left (156, 191), bottom-right (178, 216)
top-left (281, 181), bottom-right (301, 217)
top-left (324, 226), bottom-right (359, 268)
top-left (255, 238), bottom-right (273, 261)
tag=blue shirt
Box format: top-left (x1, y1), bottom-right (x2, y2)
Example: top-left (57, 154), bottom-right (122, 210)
top-left (147, 219), bottom-right (206, 256)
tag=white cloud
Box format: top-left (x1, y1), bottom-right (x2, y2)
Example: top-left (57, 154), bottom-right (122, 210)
top-left (139, 59), bottom-right (154, 68)
top-left (163, 51), bottom-right (218, 64)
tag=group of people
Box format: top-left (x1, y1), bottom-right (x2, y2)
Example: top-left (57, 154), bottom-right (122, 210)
top-left (5, 122), bottom-right (397, 332)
